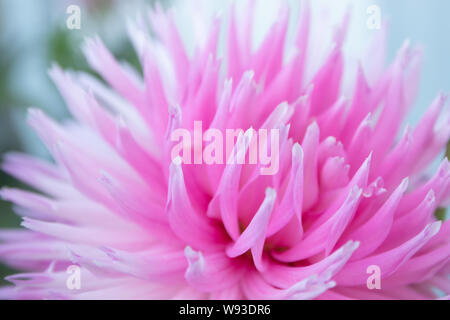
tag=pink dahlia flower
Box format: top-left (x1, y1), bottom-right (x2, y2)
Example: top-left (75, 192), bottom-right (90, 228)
top-left (1, 0), bottom-right (449, 299)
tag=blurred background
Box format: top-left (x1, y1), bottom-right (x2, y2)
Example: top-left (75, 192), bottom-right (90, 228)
top-left (0, 0), bottom-right (449, 284)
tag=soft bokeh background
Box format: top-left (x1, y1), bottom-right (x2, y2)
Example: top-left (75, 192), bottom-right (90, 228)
top-left (0, 0), bottom-right (448, 286)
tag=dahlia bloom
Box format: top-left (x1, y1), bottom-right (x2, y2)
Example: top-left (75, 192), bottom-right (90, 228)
top-left (1, 0), bottom-right (449, 300)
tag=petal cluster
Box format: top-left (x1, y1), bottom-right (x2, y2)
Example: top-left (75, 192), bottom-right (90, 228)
top-left (1, 0), bottom-right (449, 299)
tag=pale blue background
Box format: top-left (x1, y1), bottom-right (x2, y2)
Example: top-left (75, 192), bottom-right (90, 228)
top-left (381, 0), bottom-right (450, 123)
